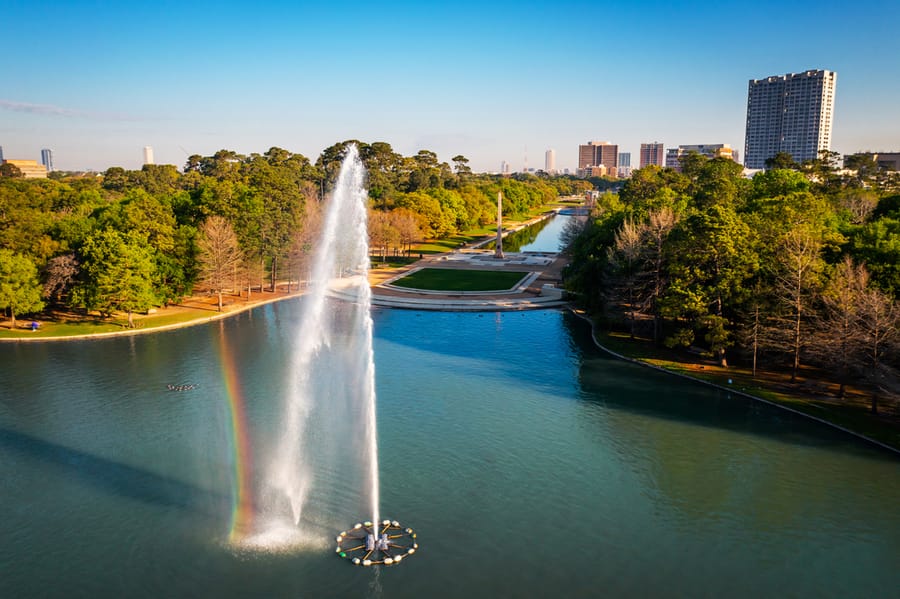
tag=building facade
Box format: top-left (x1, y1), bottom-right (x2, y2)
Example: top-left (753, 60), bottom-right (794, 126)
top-left (545, 148), bottom-right (556, 174)
top-left (744, 69), bottom-right (837, 169)
top-left (2, 159), bottom-right (48, 178)
top-left (639, 142), bottom-right (664, 168)
top-left (41, 148), bottom-right (53, 172)
top-left (143, 146), bottom-right (154, 165)
top-left (665, 144), bottom-right (735, 172)
top-left (577, 141), bottom-right (618, 177)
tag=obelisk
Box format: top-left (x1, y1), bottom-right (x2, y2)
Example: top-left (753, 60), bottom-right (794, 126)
top-left (494, 191), bottom-right (504, 259)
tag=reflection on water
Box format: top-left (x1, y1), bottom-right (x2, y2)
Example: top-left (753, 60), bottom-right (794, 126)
top-left (1, 306), bottom-right (898, 598)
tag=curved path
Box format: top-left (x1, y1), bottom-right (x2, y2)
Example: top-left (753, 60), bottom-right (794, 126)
top-left (366, 249), bottom-right (570, 311)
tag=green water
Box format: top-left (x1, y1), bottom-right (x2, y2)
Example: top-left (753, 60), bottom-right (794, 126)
top-left (1, 305), bottom-right (898, 598)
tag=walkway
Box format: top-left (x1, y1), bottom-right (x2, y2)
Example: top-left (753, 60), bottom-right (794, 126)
top-left (363, 249), bottom-right (571, 312)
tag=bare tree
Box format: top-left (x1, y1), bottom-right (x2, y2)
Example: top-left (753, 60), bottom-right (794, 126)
top-left (197, 216), bottom-right (244, 311)
top-left (772, 226), bottom-right (825, 382)
top-left (645, 207), bottom-right (678, 342)
top-left (42, 253), bottom-right (80, 305)
top-left (607, 218), bottom-right (646, 339)
top-left (858, 284), bottom-right (900, 413)
top-left (813, 257), bottom-right (867, 397)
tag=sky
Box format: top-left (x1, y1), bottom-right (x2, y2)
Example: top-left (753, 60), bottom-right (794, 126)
top-left (2, 0), bottom-right (899, 173)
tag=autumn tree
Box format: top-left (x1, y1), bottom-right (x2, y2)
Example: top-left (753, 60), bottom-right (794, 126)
top-left (197, 216), bottom-right (244, 311)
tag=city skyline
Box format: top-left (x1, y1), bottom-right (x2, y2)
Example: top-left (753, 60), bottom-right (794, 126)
top-left (2, 1), bottom-right (899, 173)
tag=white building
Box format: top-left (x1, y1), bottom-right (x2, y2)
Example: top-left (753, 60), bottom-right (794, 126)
top-left (143, 146), bottom-right (155, 165)
top-left (545, 148), bottom-right (556, 174)
top-left (744, 69), bottom-right (836, 169)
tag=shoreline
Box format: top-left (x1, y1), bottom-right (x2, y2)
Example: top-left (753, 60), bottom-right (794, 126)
top-left (568, 308), bottom-right (900, 456)
top-left (0, 291), bottom-right (303, 343)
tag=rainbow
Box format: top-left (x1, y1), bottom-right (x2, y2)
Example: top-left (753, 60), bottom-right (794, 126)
top-left (218, 322), bottom-right (254, 543)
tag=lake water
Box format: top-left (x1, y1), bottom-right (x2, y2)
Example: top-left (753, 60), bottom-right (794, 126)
top-left (1, 305), bottom-right (898, 598)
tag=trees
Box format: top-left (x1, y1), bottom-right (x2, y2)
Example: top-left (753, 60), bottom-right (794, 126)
top-left (197, 216), bottom-right (244, 311)
top-left (0, 249), bottom-right (44, 328)
top-left (72, 229), bottom-right (157, 327)
top-left (0, 163), bottom-right (23, 178)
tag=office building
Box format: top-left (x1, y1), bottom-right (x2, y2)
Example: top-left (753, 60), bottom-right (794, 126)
top-left (639, 142), bottom-right (664, 168)
top-left (545, 149), bottom-right (556, 174)
top-left (665, 144), bottom-right (736, 172)
top-left (2, 159), bottom-right (48, 178)
top-left (618, 152), bottom-right (632, 178)
top-left (143, 146), bottom-right (155, 165)
top-left (41, 148), bottom-right (54, 172)
top-left (578, 141), bottom-right (618, 177)
top-left (0, 146), bottom-right (4, 162)
top-left (845, 152), bottom-right (900, 171)
top-left (744, 69), bottom-right (837, 169)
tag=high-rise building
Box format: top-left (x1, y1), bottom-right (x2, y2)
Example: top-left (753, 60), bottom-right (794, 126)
top-left (617, 152), bottom-right (632, 178)
top-left (665, 144), bottom-right (736, 172)
top-left (744, 69), bottom-right (837, 169)
top-left (500, 160), bottom-right (511, 175)
top-left (143, 146), bottom-right (155, 165)
top-left (545, 149), bottom-right (556, 174)
top-left (639, 142), bottom-right (665, 168)
top-left (0, 146), bottom-right (4, 162)
top-left (41, 148), bottom-right (53, 172)
top-left (577, 141), bottom-right (618, 177)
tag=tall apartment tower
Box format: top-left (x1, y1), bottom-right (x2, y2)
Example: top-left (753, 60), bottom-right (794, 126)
top-left (545, 148), bottom-right (556, 174)
top-left (41, 148), bottom-right (54, 172)
top-left (143, 146), bottom-right (155, 165)
top-left (578, 141), bottom-right (618, 176)
top-left (0, 146), bottom-right (4, 162)
top-left (639, 142), bottom-right (664, 168)
top-left (744, 69), bottom-right (837, 169)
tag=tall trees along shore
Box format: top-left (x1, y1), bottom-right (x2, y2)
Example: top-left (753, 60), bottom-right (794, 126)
top-left (0, 141), bottom-right (588, 327)
top-left (564, 152), bottom-right (900, 412)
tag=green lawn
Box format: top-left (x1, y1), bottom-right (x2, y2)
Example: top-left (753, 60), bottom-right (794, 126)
top-left (392, 268), bottom-right (528, 291)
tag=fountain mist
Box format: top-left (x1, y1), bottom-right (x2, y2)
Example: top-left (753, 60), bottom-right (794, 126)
top-left (266, 145), bottom-right (379, 537)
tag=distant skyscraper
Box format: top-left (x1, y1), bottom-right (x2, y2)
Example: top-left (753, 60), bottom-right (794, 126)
top-left (0, 146), bottom-right (4, 162)
top-left (618, 152), bottom-right (631, 168)
top-left (143, 146), bottom-right (155, 165)
top-left (744, 69), bottom-right (837, 169)
top-left (545, 149), bottom-right (556, 174)
top-left (41, 148), bottom-right (53, 172)
top-left (639, 142), bottom-right (665, 168)
top-left (500, 160), bottom-right (511, 175)
top-left (577, 141), bottom-right (618, 177)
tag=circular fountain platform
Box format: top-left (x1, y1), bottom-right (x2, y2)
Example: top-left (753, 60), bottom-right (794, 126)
top-left (335, 520), bottom-right (418, 566)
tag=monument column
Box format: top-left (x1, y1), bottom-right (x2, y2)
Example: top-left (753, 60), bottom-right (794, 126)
top-left (495, 191), bottom-right (504, 259)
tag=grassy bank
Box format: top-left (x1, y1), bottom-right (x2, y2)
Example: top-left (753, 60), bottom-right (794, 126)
top-left (590, 327), bottom-right (900, 453)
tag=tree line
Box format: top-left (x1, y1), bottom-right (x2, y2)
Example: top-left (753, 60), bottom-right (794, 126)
top-left (564, 152), bottom-right (900, 410)
top-left (0, 141), bottom-right (587, 326)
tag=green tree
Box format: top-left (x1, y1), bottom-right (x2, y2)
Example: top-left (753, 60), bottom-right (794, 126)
top-left (72, 229), bottom-right (157, 327)
top-left (0, 249), bottom-right (44, 329)
top-left (662, 204), bottom-right (757, 366)
top-left (0, 163), bottom-right (23, 178)
top-left (764, 152), bottom-right (799, 170)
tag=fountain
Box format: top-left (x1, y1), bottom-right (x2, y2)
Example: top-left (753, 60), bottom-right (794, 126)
top-left (260, 145), bottom-right (415, 564)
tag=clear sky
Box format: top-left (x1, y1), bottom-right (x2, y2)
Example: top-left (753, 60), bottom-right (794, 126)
top-left (2, 0), bottom-right (898, 173)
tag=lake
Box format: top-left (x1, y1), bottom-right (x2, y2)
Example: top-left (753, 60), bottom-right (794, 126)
top-left (1, 303), bottom-right (898, 598)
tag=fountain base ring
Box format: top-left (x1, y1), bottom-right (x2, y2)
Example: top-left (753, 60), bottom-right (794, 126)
top-left (335, 519), bottom-right (417, 566)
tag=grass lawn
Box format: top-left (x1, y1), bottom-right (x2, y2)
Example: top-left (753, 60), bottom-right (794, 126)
top-left (593, 329), bottom-right (900, 452)
top-left (392, 268), bottom-right (528, 292)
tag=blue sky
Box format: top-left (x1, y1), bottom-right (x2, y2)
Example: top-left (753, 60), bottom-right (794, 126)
top-left (2, 0), bottom-right (898, 172)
